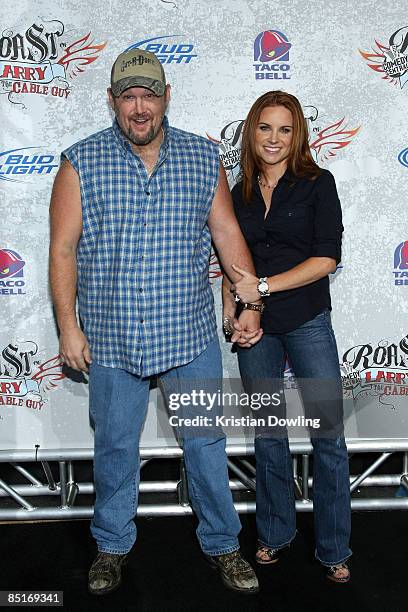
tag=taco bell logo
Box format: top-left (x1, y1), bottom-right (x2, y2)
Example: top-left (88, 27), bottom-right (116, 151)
top-left (126, 35), bottom-right (197, 65)
top-left (393, 241), bottom-right (408, 286)
top-left (253, 30), bottom-right (291, 80)
top-left (0, 249), bottom-right (26, 295)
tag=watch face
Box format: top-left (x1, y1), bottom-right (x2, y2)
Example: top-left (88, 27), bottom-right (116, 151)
top-left (259, 281), bottom-right (268, 291)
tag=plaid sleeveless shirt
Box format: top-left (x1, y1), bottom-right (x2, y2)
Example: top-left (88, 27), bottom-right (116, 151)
top-left (62, 117), bottom-right (219, 376)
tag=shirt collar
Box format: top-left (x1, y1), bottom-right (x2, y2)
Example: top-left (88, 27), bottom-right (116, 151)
top-left (252, 166), bottom-right (298, 186)
top-left (281, 168), bottom-right (298, 183)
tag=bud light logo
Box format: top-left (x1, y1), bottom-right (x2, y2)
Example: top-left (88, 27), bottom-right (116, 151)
top-left (126, 35), bottom-right (197, 65)
top-left (330, 264), bottom-right (343, 278)
top-left (0, 147), bottom-right (58, 183)
top-left (393, 241), bottom-right (408, 286)
top-left (398, 147), bottom-right (408, 168)
top-left (0, 249), bottom-right (26, 295)
top-left (253, 30), bottom-right (291, 80)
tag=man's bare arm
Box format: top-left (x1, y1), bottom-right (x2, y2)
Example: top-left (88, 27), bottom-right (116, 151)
top-left (49, 160), bottom-right (91, 372)
top-left (208, 164), bottom-right (262, 347)
top-left (208, 164), bottom-right (258, 283)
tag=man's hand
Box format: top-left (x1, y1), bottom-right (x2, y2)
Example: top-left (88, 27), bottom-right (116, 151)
top-left (231, 310), bottom-right (263, 348)
top-left (60, 327), bottom-right (92, 372)
top-left (230, 264), bottom-right (261, 304)
top-left (222, 312), bottom-right (237, 339)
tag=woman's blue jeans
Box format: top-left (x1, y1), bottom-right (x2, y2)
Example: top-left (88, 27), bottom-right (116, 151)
top-left (88, 337), bottom-right (241, 556)
top-left (237, 310), bottom-right (352, 566)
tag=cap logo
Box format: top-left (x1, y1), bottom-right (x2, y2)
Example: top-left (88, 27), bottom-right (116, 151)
top-left (120, 54), bottom-right (155, 72)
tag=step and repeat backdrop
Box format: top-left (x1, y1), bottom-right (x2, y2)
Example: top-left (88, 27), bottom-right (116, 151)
top-left (1, 0), bottom-right (407, 451)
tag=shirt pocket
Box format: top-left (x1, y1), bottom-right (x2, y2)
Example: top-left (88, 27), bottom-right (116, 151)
top-left (271, 204), bottom-right (312, 238)
top-left (275, 204), bottom-right (309, 219)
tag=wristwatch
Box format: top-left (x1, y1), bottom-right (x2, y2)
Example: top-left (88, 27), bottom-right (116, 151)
top-left (242, 302), bottom-right (265, 313)
top-left (257, 277), bottom-right (270, 297)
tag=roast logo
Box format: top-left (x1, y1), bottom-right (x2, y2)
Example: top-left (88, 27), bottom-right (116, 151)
top-left (0, 341), bottom-right (65, 411)
top-left (0, 248), bottom-right (26, 295)
top-left (127, 35), bottom-right (197, 64)
top-left (393, 241), bottom-right (408, 285)
top-left (0, 147), bottom-right (58, 183)
top-left (359, 26), bottom-right (408, 89)
top-left (341, 335), bottom-right (408, 403)
top-left (253, 30), bottom-right (291, 81)
top-left (304, 106), bottom-right (361, 163)
top-left (0, 18), bottom-right (107, 106)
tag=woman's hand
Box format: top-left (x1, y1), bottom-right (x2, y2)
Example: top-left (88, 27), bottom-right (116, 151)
top-left (230, 264), bottom-right (262, 304)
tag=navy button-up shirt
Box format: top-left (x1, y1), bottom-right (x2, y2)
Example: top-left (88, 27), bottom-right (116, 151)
top-left (232, 169), bottom-right (343, 333)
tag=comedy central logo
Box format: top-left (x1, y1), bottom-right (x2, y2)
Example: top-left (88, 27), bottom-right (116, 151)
top-left (0, 248), bottom-right (26, 295)
top-left (0, 18), bottom-right (107, 107)
top-left (0, 147), bottom-right (58, 183)
top-left (127, 35), bottom-right (197, 64)
top-left (253, 30), bottom-right (291, 80)
top-left (393, 241), bottom-right (408, 285)
top-left (207, 120), bottom-right (245, 185)
top-left (359, 26), bottom-right (408, 89)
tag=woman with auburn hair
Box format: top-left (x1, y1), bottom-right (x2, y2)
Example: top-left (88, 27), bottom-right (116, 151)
top-left (222, 91), bottom-right (352, 582)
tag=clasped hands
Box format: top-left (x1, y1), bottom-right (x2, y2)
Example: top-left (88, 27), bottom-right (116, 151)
top-left (224, 264), bottom-right (265, 348)
top-left (223, 310), bottom-right (263, 348)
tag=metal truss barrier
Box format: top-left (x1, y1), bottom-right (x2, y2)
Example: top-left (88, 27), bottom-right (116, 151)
top-left (0, 441), bottom-right (408, 521)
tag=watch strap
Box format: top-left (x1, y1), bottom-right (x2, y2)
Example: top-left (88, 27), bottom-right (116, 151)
top-left (242, 302), bottom-right (265, 313)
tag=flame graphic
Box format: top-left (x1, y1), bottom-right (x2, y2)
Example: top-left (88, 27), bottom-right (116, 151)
top-left (58, 32), bottom-right (107, 78)
top-left (209, 250), bottom-right (222, 284)
top-left (32, 355), bottom-right (65, 391)
top-left (310, 118), bottom-right (361, 162)
top-left (358, 40), bottom-right (397, 85)
top-left (206, 133), bottom-right (221, 144)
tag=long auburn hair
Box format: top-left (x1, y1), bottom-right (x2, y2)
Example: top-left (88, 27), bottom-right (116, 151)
top-left (240, 91), bottom-right (321, 203)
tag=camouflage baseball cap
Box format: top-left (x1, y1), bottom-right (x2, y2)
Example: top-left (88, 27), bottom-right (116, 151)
top-left (111, 49), bottom-right (166, 97)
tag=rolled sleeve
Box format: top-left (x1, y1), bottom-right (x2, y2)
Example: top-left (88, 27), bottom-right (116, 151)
top-left (312, 170), bottom-right (343, 264)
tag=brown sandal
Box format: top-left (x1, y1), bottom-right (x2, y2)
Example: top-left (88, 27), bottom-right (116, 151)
top-left (255, 545), bottom-right (280, 565)
top-left (326, 563), bottom-right (350, 583)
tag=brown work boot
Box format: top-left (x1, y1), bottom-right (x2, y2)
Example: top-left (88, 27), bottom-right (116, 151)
top-left (88, 551), bottom-right (128, 595)
top-left (206, 550), bottom-right (259, 594)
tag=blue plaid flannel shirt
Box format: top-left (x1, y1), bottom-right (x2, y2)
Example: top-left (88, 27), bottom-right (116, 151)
top-left (62, 117), bottom-right (219, 376)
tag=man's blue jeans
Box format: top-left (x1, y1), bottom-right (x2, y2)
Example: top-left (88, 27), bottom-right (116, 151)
top-left (237, 310), bottom-right (352, 566)
top-left (89, 337), bottom-right (241, 556)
